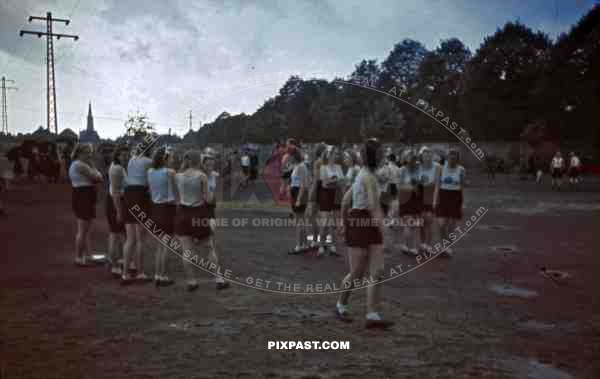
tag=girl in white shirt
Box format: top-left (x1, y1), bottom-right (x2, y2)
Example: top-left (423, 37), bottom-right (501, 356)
top-left (436, 149), bottom-right (465, 257)
top-left (288, 147), bottom-right (310, 253)
top-left (68, 143), bottom-right (103, 266)
top-left (175, 149), bottom-right (226, 291)
top-left (397, 149), bottom-right (421, 256)
top-left (418, 146), bottom-right (441, 253)
top-left (203, 148), bottom-right (229, 290)
top-left (550, 151), bottom-right (565, 190)
top-left (318, 147), bottom-right (344, 256)
top-left (147, 148), bottom-right (178, 286)
top-left (106, 145), bottom-right (128, 277)
top-left (122, 149), bottom-right (153, 284)
top-left (336, 138), bottom-right (393, 329)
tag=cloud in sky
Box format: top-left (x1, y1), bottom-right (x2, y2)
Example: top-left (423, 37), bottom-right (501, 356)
top-left (0, 0), bottom-right (593, 138)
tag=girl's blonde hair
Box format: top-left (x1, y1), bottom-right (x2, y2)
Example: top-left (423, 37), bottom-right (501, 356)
top-left (71, 143), bottom-right (93, 161)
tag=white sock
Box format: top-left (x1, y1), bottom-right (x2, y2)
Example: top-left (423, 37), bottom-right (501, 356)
top-left (215, 276), bottom-right (225, 284)
top-left (366, 312), bottom-right (382, 321)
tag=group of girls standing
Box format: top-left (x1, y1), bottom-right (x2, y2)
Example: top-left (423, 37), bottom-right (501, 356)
top-left (68, 143), bottom-right (229, 291)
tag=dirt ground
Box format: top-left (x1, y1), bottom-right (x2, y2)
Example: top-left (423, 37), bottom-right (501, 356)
top-left (1, 174), bottom-right (600, 378)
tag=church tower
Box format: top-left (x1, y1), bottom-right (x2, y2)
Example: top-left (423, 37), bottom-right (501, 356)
top-left (80, 101), bottom-right (100, 143)
top-left (86, 102), bottom-right (94, 132)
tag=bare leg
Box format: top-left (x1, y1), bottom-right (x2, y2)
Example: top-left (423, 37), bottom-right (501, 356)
top-left (337, 247), bottom-right (368, 307)
top-left (179, 236), bottom-right (196, 286)
top-left (135, 225), bottom-right (146, 277)
top-left (75, 219), bottom-right (90, 261)
top-left (366, 244), bottom-right (385, 315)
top-left (122, 224), bottom-right (136, 279)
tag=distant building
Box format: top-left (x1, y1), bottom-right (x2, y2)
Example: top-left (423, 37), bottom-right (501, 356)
top-left (79, 102), bottom-right (100, 143)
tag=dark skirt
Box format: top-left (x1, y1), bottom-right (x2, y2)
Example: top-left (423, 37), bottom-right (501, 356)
top-left (319, 187), bottom-right (336, 212)
top-left (250, 167), bottom-right (258, 180)
top-left (290, 187), bottom-right (307, 214)
top-left (345, 209), bottom-right (383, 248)
top-left (175, 205), bottom-right (212, 240)
top-left (419, 185), bottom-right (435, 213)
top-left (398, 189), bottom-right (421, 216)
top-left (72, 186), bottom-right (97, 221)
top-left (436, 189), bottom-right (463, 220)
top-left (568, 167), bottom-right (580, 178)
top-left (551, 168), bottom-right (563, 178)
top-left (152, 203), bottom-right (177, 235)
top-left (106, 193), bottom-right (126, 233)
top-left (123, 185), bottom-right (150, 224)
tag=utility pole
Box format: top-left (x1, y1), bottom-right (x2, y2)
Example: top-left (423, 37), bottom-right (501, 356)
top-left (189, 110), bottom-right (193, 132)
top-left (1, 77), bottom-right (18, 135)
top-left (20, 12), bottom-right (79, 135)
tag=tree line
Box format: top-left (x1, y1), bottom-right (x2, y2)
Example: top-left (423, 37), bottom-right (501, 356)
top-left (185, 6), bottom-right (599, 156)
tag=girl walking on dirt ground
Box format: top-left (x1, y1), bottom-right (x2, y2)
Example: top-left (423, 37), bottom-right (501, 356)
top-left (122, 148), bottom-right (153, 284)
top-left (147, 148), bottom-right (178, 287)
top-left (436, 148), bottom-right (465, 257)
top-left (106, 145), bottom-right (128, 277)
top-left (336, 138), bottom-right (394, 329)
top-left (68, 143), bottom-right (103, 267)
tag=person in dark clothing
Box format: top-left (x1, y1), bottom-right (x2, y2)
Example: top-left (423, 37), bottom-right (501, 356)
top-left (249, 152), bottom-right (259, 185)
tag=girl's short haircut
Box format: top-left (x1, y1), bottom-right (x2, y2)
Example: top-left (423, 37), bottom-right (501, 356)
top-left (151, 148), bottom-right (167, 169)
top-left (112, 144), bottom-right (129, 165)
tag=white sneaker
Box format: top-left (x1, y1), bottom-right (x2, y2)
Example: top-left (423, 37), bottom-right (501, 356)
top-left (443, 247), bottom-right (454, 257)
top-left (400, 245), bottom-right (410, 254)
top-left (408, 248), bottom-right (419, 256)
top-left (329, 245), bottom-right (337, 254)
top-left (318, 246), bottom-right (326, 256)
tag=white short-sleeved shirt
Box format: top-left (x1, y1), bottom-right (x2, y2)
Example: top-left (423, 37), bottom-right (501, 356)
top-left (570, 156), bottom-right (581, 168)
top-left (376, 162), bottom-right (401, 193)
top-left (108, 163), bottom-right (127, 196)
top-left (345, 165), bottom-right (361, 186)
top-left (208, 171), bottom-right (218, 193)
top-left (551, 157), bottom-right (565, 169)
top-left (291, 163), bottom-right (309, 188)
top-left (320, 164), bottom-right (343, 188)
top-left (439, 163), bottom-right (465, 191)
top-left (175, 171), bottom-right (206, 207)
top-left (352, 168), bottom-right (378, 210)
top-left (147, 167), bottom-right (176, 204)
top-left (69, 160), bottom-right (96, 187)
top-left (126, 156), bottom-right (152, 186)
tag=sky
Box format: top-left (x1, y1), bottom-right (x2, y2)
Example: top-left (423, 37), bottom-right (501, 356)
top-left (0, 0), bottom-right (596, 139)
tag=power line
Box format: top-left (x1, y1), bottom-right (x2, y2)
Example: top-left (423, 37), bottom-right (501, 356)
top-left (1, 77), bottom-right (18, 134)
top-left (20, 12), bottom-right (79, 135)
